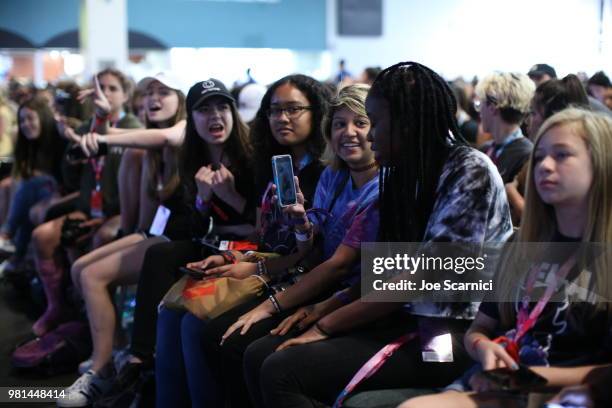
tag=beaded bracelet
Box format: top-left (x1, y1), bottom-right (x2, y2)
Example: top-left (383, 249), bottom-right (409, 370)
top-left (256, 259), bottom-right (268, 277)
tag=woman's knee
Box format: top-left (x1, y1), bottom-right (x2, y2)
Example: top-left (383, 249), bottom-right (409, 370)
top-left (32, 220), bottom-right (59, 254)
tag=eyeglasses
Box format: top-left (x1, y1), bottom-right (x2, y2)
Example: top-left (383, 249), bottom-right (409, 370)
top-left (266, 106), bottom-right (312, 119)
top-left (473, 95), bottom-right (498, 113)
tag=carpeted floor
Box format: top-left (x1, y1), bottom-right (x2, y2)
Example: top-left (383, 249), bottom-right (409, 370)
top-left (0, 280), bottom-right (77, 407)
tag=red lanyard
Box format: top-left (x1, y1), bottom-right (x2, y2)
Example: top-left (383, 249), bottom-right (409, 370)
top-left (90, 157), bottom-right (105, 188)
top-left (514, 254), bottom-right (577, 344)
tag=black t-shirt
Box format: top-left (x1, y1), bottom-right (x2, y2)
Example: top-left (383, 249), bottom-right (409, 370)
top-left (480, 232), bottom-right (612, 365)
top-left (481, 137), bottom-right (533, 184)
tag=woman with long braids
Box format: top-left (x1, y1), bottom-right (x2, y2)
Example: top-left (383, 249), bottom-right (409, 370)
top-left (238, 61), bottom-right (513, 408)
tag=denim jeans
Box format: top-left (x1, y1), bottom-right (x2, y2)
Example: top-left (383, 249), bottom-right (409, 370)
top-left (156, 308), bottom-right (223, 408)
top-left (1, 175), bottom-right (56, 259)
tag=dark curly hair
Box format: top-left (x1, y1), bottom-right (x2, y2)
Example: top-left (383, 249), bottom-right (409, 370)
top-left (249, 74), bottom-right (331, 194)
top-left (371, 61), bottom-right (466, 242)
top-left (179, 95), bottom-right (253, 204)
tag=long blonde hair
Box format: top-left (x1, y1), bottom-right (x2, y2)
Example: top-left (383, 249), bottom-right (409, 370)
top-left (498, 108), bottom-right (612, 325)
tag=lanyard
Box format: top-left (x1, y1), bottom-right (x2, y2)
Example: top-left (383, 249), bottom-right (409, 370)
top-left (90, 157), bottom-right (105, 188)
top-left (333, 332), bottom-right (418, 408)
top-left (513, 254), bottom-right (577, 344)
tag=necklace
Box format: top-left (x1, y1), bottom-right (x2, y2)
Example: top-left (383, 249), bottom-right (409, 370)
top-left (348, 161), bottom-right (378, 173)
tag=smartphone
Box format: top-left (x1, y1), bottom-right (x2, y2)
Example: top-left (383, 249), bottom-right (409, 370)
top-left (271, 154), bottom-right (297, 207)
top-left (66, 142), bottom-right (108, 162)
top-left (481, 364), bottom-right (547, 391)
top-left (179, 266), bottom-right (205, 280)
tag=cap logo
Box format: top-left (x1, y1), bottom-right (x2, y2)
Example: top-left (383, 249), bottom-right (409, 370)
top-left (202, 80), bottom-right (216, 89)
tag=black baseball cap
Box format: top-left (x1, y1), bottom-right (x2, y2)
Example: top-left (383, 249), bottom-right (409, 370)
top-left (186, 79), bottom-right (235, 111)
top-left (528, 64), bottom-right (557, 79)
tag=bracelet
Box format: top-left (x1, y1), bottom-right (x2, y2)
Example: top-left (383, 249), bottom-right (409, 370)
top-left (221, 251), bottom-right (237, 265)
top-left (195, 195), bottom-right (211, 212)
top-left (314, 322), bottom-right (332, 337)
top-left (256, 259), bottom-right (268, 277)
top-left (268, 294), bottom-right (282, 314)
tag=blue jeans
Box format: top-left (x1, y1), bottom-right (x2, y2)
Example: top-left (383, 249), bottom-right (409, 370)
top-left (156, 308), bottom-right (223, 408)
top-left (1, 175), bottom-right (56, 259)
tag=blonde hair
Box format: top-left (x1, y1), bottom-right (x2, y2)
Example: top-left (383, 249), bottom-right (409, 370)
top-left (476, 72), bottom-right (535, 115)
top-left (497, 108), bottom-right (612, 325)
top-left (322, 83), bottom-right (370, 169)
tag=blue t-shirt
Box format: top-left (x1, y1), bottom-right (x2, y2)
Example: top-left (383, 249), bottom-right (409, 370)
top-left (308, 167), bottom-right (379, 261)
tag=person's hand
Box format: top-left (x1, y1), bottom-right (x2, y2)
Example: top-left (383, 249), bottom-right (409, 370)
top-left (195, 165), bottom-right (215, 202)
top-left (78, 75), bottom-right (111, 118)
top-left (79, 132), bottom-right (102, 157)
top-left (468, 339), bottom-right (518, 392)
top-left (73, 218), bottom-right (105, 245)
top-left (210, 164), bottom-right (237, 203)
top-left (270, 301), bottom-right (329, 336)
top-left (221, 299), bottom-right (276, 344)
top-left (275, 324), bottom-right (328, 351)
top-left (548, 385), bottom-right (594, 408)
top-left (272, 176), bottom-right (309, 230)
top-left (186, 255), bottom-right (226, 271)
top-left (474, 339), bottom-right (518, 371)
top-left (203, 261), bottom-right (257, 279)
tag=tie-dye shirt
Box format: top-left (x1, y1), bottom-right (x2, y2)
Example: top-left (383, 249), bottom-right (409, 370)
top-left (408, 145), bottom-right (513, 319)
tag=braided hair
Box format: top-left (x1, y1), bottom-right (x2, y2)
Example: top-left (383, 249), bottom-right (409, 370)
top-left (372, 62), bottom-right (465, 242)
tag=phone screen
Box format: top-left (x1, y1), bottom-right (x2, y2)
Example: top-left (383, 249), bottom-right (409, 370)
top-left (272, 155), bottom-right (297, 207)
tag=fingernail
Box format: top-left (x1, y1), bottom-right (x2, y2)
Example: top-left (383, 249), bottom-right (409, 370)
top-left (512, 363), bottom-right (519, 370)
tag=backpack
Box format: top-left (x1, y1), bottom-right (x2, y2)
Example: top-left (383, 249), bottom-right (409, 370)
top-left (11, 321), bottom-right (92, 375)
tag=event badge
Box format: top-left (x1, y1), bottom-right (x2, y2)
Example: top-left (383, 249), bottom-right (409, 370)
top-left (149, 205), bottom-right (171, 236)
top-left (418, 318), bottom-right (454, 362)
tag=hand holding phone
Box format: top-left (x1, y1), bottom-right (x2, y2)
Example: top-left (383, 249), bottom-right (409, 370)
top-left (271, 155), bottom-right (297, 207)
top-left (179, 266), bottom-right (206, 280)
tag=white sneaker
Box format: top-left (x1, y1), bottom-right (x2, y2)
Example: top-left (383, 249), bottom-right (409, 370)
top-left (0, 237), bottom-right (15, 255)
top-left (78, 358), bottom-right (93, 375)
top-left (57, 370), bottom-right (111, 407)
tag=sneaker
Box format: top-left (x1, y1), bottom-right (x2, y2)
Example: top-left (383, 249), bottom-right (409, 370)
top-left (93, 362), bottom-right (145, 408)
top-left (0, 237), bottom-right (15, 256)
top-left (78, 358), bottom-right (93, 375)
top-left (57, 370), bottom-right (111, 407)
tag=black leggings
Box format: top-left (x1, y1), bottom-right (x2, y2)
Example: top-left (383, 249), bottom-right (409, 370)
top-left (244, 314), bottom-right (473, 408)
top-left (197, 297), bottom-right (297, 408)
top-left (129, 239), bottom-right (207, 360)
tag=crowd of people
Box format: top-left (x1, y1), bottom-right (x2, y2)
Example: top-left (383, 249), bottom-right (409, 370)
top-left (0, 61), bottom-right (610, 408)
